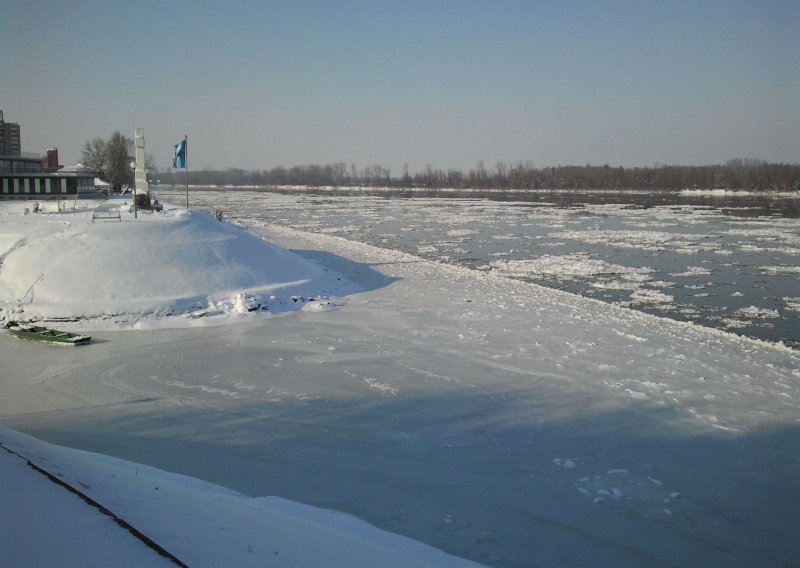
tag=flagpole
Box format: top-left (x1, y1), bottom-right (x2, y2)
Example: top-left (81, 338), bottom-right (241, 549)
top-left (184, 134), bottom-right (189, 209)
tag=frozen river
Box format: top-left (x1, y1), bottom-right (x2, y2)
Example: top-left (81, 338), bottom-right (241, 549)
top-left (155, 186), bottom-right (800, 348)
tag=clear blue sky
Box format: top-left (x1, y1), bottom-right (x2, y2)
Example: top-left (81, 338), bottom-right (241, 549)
top-left (2, 0), bottom-right (798, 175)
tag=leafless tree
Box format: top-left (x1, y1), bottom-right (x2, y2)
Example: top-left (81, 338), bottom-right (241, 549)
top-left (82, 131), bottom-right (133, 190)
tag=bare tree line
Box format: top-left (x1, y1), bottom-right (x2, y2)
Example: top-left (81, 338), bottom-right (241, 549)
top-left (155, 159), bottom-right (800, 191)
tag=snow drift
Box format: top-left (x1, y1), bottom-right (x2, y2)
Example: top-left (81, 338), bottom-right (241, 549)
top-left (0, 203), bottom-right (351, 328)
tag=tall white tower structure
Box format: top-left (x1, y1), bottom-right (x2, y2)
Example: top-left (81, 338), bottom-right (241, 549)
top-left (134, 127), bottom-right (149, 194)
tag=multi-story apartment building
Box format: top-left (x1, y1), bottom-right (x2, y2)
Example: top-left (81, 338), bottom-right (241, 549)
top-left (0, 110), bottom-right (22, 157)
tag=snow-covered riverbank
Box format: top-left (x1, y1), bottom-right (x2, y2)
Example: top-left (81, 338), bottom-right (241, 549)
top-left (1, 427), bottom-right (483, 568)
top-left (153, 186), bottom-right (800, 347)
top-left (1, 200), bottom-right (798, 566)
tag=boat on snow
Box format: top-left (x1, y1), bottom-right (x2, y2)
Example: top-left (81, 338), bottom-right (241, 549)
top-left (5, 322), bottom-right (91, 346)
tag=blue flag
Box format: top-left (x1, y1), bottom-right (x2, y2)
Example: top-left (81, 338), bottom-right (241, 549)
top-left (173, 138), bottom-right (186, 169)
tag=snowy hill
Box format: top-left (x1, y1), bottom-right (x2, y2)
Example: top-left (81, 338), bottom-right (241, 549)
top-left (0, 200), bottom-right (353, 329)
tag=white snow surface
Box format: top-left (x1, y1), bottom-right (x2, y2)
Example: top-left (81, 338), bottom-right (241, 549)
top-left (0, 427), bottom-right (482, 568)
top-left (1, 199), bottom-right (799, 567)
top-left (0, 200), bottom-right (350, 328)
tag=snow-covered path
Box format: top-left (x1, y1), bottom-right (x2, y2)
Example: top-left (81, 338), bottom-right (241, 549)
top-left (2, 222), bottom-right (799, 567)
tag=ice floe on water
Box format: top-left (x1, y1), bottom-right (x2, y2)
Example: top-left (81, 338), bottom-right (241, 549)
top-left (736, 306), bottom-right (780, 319)
top-left (489, 254), bottom-right (653, 281)
top-left (489, 253), bottom-right (680, 309)
top-left (555, 229), bottom-right (717, 253)
top-left (446, 229), bottom-right (479, 238)
top-left (671, 266), bottom-right (713, 277)
top-left (784, 298), bottom-right (800, 312)
top-left (720, 317), bottom-right (754, 329)
top-left (759, 265), bottom-right (800, 275)
top-left (628, 289), bottom-right (675, 305)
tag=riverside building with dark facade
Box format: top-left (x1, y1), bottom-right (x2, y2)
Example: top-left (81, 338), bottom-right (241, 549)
top-left (0, 110), bottom-right (95, 200)
top-left (1, 152), bottom-right (95, 200)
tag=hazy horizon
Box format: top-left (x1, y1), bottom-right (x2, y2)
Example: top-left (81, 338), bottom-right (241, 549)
top-left (2, 0), bottom-right (798, 174)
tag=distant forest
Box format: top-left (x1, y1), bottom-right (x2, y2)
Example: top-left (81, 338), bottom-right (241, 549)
top-left (156, 159), bottom-right (800, 191)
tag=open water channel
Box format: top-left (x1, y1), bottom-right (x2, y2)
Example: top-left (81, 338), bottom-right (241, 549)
top-left (154, 187), bottom-right (800, 348)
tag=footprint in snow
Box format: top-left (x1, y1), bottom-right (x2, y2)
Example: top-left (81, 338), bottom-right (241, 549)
top-left (552, 458), bottom-right (577, 469)
top-left (574, 469), bottom-right (681, 515)
top-left (552, 460), bottom-right (680, 514)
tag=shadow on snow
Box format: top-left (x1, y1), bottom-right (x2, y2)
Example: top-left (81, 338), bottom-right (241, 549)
top-left (291, 249), bottom-right (402, 293)
top-left (11, 389), bottom-right (800, 568)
